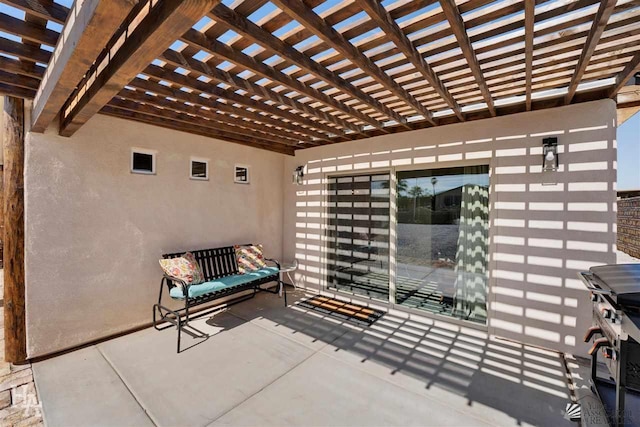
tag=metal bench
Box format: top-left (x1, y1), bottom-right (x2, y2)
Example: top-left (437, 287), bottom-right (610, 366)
top-left (153, 245), bottom-right (285, 352)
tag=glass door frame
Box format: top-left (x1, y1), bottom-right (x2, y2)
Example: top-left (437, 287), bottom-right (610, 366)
top-left (323, 168), bottom-right (397, 306)
top-left (321, 162), bottom-right (492, 329)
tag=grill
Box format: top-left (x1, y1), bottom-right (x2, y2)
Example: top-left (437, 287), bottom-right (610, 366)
top-left (580, 264), bottom-right (640, 427)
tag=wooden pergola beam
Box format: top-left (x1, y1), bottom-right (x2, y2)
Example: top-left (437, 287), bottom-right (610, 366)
top-left (3, 96), bottom-right (26, 364)
top-left (159, 49), bottom-right (349, 139)
top-left (141, 64), bottom-right (333, 142)
top-left (209, 3), bottom-right (406, 127)
top-left (31, 0), bottom-right (139, 133)
top-left (0, 12), bottom-right (59, 46)
top-left (0, 36), bottom-right (50, 64)
top-left (128, 76), bottom-right (319, 142)
top-left (59, 0), bottom-right (220, 137)
top-left (100, 105), bottom-right (296, 155)
top-left (356, 0), bottom-right (464, 122)
top-left (0, 0), bottom-right (68, 25)
top-left (0, 56), bottom-right (45, 80)
top-left (107, 96), bottom-right (297, 148)
top-left (524, 0), bottom-right (535, 111)
top-left (608, 52), bottom-right (640, 98)
top-left (181, 29), bottom-right (374, 133)
top-left (439, 0), bottom-right (496, 117)
top-left (270, 0), bottom-right (432, 127)
top-left (564, 0), bottom-right (617, 104)
top-left (116, 88), bottom-right (306, 145)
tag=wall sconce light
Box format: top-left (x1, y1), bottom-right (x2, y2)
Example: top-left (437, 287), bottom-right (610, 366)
top-left (542, 137), bottom-right (559, 172)
top-left (293, 165), bottom-right (305, 185)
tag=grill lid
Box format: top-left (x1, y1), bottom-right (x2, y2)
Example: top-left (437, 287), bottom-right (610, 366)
top-left (590, 264), bottom-right (640, 308)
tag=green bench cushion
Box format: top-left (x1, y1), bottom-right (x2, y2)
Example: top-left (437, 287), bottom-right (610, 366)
top-left (169, 267), bottom-right (279, 299)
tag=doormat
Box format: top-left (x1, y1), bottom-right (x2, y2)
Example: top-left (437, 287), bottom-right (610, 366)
top-left (297, 295), bottom-right (385, 326)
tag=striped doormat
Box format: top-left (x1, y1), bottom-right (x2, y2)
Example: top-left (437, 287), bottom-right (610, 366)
top-left (297, 295), bottom-right (385, 326)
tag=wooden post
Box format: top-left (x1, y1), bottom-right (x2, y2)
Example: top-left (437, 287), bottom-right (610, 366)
top-left (3, 96), bottom-right (26, 364)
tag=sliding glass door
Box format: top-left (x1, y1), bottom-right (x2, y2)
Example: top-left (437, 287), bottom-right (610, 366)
top-left (326, 173), bottom-right (390, 301)
top-left (324, 166), bottom-right (489, 325)
top-left (395, 166), bottom-right (489, 324)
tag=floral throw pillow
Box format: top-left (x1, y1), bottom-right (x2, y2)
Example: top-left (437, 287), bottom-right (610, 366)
top-left (159, 252), bottom-right (205, 288)
top-left (234, 244), bottom-right (267, 274)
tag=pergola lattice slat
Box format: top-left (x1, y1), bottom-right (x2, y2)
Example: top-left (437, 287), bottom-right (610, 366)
top-left (209, 3), bottom-right (407, 128)
top-left (357, 0), bottom-right (465, 122)
top-left (270, 0), bottom-right (435, 127)
top-left (439, 0), bottom-right (497, 117)
top-left (0, 0), bottom-right (637, 153)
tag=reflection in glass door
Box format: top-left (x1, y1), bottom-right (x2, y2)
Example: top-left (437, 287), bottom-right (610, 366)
top-left (396, 166), bottom-right (490, 324)
top-left (326, 173), bottom-right (390, 301)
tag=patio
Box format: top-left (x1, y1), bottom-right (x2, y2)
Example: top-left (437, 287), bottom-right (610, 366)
top-left (33, 290), bottom-right (577, 427)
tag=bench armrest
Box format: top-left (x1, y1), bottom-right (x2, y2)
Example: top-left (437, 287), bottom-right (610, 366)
top-left (265, 258), bottom-right (281, 270)
top-left (162, 274), bottom-right (190, 298)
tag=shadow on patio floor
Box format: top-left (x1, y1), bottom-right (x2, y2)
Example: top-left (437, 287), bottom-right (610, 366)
top-left (226, 289), bottom-right (574, 427)
top-left (32, 289), bottom-right (575, 427)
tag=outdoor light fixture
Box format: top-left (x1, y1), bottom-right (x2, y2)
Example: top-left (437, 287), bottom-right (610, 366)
top-left (542, 137), bottom-right (559, 172)
top-left (293, 165), bottom-right (305, 185)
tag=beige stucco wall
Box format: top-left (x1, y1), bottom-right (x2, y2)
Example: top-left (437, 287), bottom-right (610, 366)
top-left (24, 114), bottom-right (285, 358)
top-left (283, 99), bottom-right (617, 355)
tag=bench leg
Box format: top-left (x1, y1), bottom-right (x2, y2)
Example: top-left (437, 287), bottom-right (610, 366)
top-left (282, 280), bottom-right (287, 306)
top-left (176, 315), bottom-right (182, 353)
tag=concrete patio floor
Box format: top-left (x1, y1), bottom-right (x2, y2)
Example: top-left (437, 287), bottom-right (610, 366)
top-left (32, 289), bottom-right (577, 427)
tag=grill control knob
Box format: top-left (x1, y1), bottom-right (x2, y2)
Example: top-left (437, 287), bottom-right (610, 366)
top-left (601, 308), bottom-right (616, 323)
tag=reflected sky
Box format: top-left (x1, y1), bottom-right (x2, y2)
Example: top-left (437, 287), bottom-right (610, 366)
top-left (398, 169), bottom-right (490, 196)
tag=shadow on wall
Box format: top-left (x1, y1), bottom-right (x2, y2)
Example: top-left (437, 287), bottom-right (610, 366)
top-left (288, 110), bottom-right (617, 355)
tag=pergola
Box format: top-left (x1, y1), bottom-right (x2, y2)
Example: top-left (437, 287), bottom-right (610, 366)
top-left (0, 0), bottom-right (639, 156)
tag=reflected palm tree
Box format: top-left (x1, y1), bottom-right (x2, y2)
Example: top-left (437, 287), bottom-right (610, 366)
top-left (408, 186), bottom-right (423, 221)
top-left (397, 179), bottom-right (408, 195)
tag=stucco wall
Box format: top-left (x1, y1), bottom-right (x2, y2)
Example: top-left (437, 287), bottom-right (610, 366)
top-left (283, 99), bottom-right (617, 355)
top-left (24, 113), bottom-right (285, 357)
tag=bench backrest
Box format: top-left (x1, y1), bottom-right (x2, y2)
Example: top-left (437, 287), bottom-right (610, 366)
top-left (162, 246), bottom-right (239, 281)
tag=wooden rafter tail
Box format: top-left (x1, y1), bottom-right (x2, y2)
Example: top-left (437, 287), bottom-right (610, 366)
top-left (179, 29), bottom-right (375, 134)
top-left (140, 64), bottom-right (335, 143)
top-left (209, 3), bottom-right (402, 129)
top-left (564, 0), bottom-right (618, 105)
top-left (59, 0), bottom-right (221, 137)
top-left (31, 0), bottom-right (140, 133)
top-left (116, 88), bottom-right (306, 146)
top-left (127, 76), bottom-right (329, 145)
top-left (524, 0), bottom-right (535, 111)
top-left (608, 52), bottom-right (640, 98)
top-left (0, 0), bottom-right (68, 25)
top-left (157, 49), bottom-right (345, 140)
top-left (270, 0), bottom-right (434, 128)
top-left (439, 0), bottom-right (496, 117)
top-left (100, 105), bottom-right (296, 156)
top-left (356, 0), bottom-right (464, 122)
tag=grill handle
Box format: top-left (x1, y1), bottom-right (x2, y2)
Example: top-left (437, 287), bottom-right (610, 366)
top-left (588, 337), bottom-right (611, 356)
top-left (578, 272), bottom-right (614, 295)
top-left (583, 326), bottom-right (602, 343)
